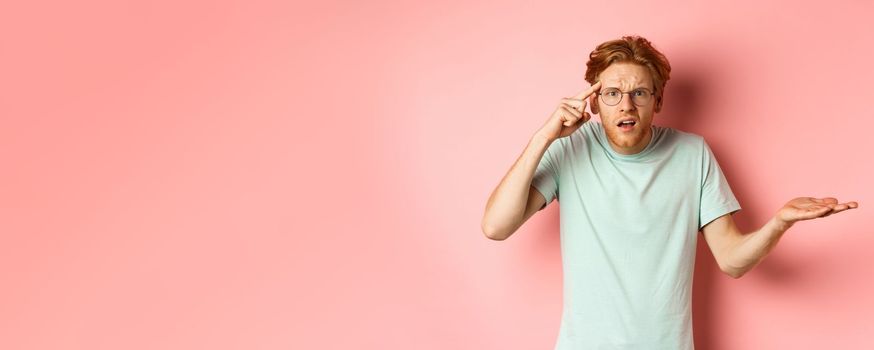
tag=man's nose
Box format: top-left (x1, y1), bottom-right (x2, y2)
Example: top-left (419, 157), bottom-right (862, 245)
top-left (619, 93), bottom-right (636, 112)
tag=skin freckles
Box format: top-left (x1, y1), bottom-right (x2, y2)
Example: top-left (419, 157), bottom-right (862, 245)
top-left (590, 62), bottom-right (658, 155)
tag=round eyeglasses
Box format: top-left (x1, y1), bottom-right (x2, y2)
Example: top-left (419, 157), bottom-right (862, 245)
top-left (597, 87), bottom-right (655, 106)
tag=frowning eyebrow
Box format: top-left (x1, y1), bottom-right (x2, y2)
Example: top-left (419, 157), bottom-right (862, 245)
top-left (603, 85), bottom-right (654, 90)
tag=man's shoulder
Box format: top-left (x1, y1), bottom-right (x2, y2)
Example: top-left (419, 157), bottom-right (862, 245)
top-left (655, 125), bottom-right (706, 149)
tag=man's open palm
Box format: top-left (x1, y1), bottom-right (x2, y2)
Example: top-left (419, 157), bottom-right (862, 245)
top-left (777, 197), bottom-right (859, 224)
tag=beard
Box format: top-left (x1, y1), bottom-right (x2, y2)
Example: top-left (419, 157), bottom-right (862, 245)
top-left (603, 122), bottom-right (651, 151)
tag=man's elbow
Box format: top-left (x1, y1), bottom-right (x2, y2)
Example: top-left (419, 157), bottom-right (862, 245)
top-left (481, 221), bottom-right (511, 241)
top-left (720, 264), bottom-right (746, 279)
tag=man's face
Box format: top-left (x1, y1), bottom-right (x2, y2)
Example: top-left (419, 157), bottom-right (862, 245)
top-left (590, 62), bottom-right (658, 155)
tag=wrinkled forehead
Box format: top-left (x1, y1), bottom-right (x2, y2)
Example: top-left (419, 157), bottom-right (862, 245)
top-left (597, 63), bottom-right (654, 89)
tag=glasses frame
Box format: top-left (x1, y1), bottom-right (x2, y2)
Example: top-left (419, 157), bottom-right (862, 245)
top-left (596, 87), bottom-right (656, 106)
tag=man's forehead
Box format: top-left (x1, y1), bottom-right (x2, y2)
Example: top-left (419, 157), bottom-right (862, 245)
top-left (598, 63), bottom-right (653, 88)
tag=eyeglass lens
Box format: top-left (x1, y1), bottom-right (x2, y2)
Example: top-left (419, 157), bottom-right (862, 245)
top-left (600, 88), bottom-right (653, 106)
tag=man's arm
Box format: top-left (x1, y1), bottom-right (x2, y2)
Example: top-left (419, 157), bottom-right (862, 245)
top-left (701, 197), bottom-right (858, 279)
top-left (481, 134), bottom-right (550, 241)
top-left (482, 81), bottom-right (601, 241)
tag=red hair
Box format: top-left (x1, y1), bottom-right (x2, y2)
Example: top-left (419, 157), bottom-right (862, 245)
top-left (585, 36), bottom-right (671, 112)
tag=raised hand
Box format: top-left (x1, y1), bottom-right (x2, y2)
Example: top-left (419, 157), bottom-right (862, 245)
top-left (776, 197), bottom-right (859, 226)
top-left (536, 81), bottom-right (601, 143)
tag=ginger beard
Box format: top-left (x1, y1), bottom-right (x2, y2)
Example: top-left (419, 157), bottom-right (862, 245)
top-left (602, 113), bottom-right (652, 151)
top-left (590, 62), bottom-right (658, 155)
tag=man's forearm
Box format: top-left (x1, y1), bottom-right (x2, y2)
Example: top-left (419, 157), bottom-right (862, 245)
top-left (725, 217), bottom-right (793, 278)
top-left (482, 134), bottom-right (552, 239)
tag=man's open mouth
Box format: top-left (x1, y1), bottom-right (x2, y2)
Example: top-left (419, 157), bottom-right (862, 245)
top-left (617, 120), bottom-right (637, 131)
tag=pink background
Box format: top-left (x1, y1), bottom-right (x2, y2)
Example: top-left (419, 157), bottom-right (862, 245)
top-left (2, 0), bottom-right (872, 349)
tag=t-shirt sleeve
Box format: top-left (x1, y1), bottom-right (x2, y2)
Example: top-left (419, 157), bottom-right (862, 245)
top-left (698, 139), bottom-right (741, 230)
top-left (531, 140), bottom-right (563, 210)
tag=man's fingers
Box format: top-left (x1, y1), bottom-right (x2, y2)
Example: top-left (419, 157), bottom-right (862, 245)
top-left (830, 203), bottom-right (857, 213)
top-left (816, 201), bottom-right (858, 218)
top-left (574, 81), bottom-right (602, 99)
top-left (561, 98), bottom-right (586, 110)
top-left (815, 198), bottom-right (857, 209)
top-left (560, 106), bottom-right (580, 125)
top-left (561, 103), bottom-right (581, 118)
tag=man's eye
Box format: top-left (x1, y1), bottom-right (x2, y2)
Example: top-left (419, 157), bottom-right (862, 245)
top-left (606, 91), bottom-right (619, 97)
top-left (633, 90), bottom-right (646, 96)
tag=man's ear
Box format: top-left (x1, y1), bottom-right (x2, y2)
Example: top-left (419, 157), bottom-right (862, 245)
top-left (654, 94), bottom-right (663, 113)
top-left (589, 95), bottom-right (599, 114)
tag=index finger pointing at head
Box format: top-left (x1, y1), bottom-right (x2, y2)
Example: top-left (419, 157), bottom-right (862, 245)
top-left (574, 81), bottom-right (602, 99)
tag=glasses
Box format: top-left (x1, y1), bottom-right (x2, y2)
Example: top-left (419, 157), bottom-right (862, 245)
top-left (597, 87), bottom-right (655, 106)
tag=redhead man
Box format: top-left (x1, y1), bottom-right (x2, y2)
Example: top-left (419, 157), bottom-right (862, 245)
top-left (481, 35), bottom-right (858, 349)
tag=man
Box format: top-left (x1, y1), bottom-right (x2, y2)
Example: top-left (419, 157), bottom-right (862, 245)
top-left (480, 36), bottom-right (858, 349)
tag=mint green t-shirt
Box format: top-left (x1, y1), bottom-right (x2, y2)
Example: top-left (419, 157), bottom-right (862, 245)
top-left (532, 121), bottom-right (741, 350)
